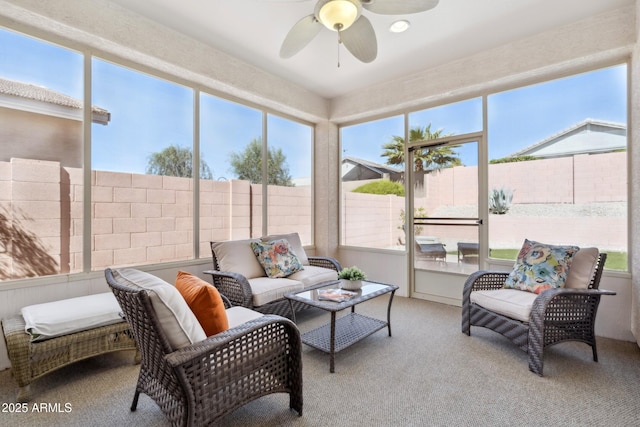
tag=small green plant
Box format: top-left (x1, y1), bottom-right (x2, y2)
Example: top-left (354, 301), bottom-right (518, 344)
top-left (398, 207), bottom-right (427, 235)
top-left (338, 266), bottom-right (366, 281)
top-left (489, 187), bottom-right (513, 214)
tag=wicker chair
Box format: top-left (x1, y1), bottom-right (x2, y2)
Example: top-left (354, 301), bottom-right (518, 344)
top-left (462, 252), bottom-right (614, 376)
top-left (105, 268), bottom-right (303, 426)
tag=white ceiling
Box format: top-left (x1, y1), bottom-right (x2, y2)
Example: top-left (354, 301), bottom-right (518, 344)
top-left (107, 0), bottom-right (632, 99)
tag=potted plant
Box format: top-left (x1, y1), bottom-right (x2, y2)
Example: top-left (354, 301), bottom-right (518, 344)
top-left (338, 266), bottom-right (366, 290)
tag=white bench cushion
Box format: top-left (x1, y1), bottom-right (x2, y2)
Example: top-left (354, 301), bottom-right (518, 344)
top-left (21, 293), bottom-right (123, 342)
top-left (248, 277), bottom-right (304, 307)
top-left (470, 289), bottom-right (538, 323)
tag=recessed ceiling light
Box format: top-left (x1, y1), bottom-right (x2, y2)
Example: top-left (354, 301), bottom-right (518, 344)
top-left (389, 19), bottom-right (410, 33)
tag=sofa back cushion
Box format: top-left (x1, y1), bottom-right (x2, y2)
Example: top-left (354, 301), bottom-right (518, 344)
top-left (261, 232), bottom-right (309, 265)
top-left (211, 238), bottom-right (266, 279)
top-left (175, 271), bottom-right (229, 336)
top-left (110, 268), bottom-right (207, 350)
top-left (564, 247), bottom-right (599, 289)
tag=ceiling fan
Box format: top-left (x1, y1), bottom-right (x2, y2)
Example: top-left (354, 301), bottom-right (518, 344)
top-left (279, 0), bottom-right (440, 64)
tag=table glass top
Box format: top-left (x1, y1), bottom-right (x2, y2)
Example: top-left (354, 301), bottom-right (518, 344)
top-left (291, 282), bottom-right (393, 303)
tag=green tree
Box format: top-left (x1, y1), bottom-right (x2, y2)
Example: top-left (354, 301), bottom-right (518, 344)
top-left (230, 138), bottom-right (294, 186)
top-left (381, 124), bottom-right (461, 171)
top-left (146, 145), bottom-right (213, 179)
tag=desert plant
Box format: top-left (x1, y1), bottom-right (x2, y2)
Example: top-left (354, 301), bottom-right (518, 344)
top-left (398, 207), bottom-right (427, 235)
top-left (489, 187), bottom-right (514, 214)
top-left (338, 266), bottom-right (366, 281)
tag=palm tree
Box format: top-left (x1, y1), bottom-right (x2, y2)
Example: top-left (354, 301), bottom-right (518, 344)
top-left (381, 124), bottom-right (461, 171)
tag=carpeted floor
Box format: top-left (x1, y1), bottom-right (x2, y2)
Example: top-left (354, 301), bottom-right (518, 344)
top-left (1, 296), bottom-right (639, 426)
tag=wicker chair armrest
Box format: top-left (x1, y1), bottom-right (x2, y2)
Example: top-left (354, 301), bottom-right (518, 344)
top-left (530, 287), bottom-right (616, 326)
top-left (308, 256), bottom-right (342, 272)
top-left (462, 270), bottom-right (510, 302)
top-left (166, 315), bottom-right (297, 367)
top-left (203, 269), bottom-right (254, 308)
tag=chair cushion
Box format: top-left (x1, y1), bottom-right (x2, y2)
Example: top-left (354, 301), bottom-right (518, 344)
top-left (503, 239), bottom-right (579, 294)
top-left (175, 271), bottom-right (229, 336)
top-left (565, 247), bottom-right (599, 289)
top-left (288, 265), bottom-right (338, 287)
top-left (211, 238), bottom-right (265, 279)
top-left (21, 293), bottom-right (123, 342)
top-left (261, 232), bottom-right (309, 265)
top-left (226, 306), bottom-right (264, 329)
top-left (248, 277), bottom-right (304, 307)
top-left (470, 289), bottom-right (538, 322)
top-left (110, 268), bottom-right (206, 350)
top-left (251, 239), bottom-right (304, 278)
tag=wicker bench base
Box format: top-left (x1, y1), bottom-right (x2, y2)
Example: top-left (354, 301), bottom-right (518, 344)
top-left (2, 315), bottom-right (139, 402)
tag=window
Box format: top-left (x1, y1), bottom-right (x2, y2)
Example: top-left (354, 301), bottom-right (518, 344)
top-left (340, 116), bottom-right (404, 248)
top-left (0, 28), bottom-right (84, 280)
top-left (92, 58), bottom-right (194, 269)
top-left (199, 93), bottom-right (262, 252)
top-left (266, 114), bottom-right (313, 245)
top-left (487, 65), bottom-right (628, 271)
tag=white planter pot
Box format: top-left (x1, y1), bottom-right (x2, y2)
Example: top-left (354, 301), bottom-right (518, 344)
top-left (340, 279), bottom-right (363, 290)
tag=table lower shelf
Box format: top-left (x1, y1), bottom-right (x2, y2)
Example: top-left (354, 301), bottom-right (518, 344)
top-left (301, 312), bottom-right (388, 354)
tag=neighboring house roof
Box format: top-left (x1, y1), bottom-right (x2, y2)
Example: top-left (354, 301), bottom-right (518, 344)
top-left (342, 156), bottom-right (403, 181)
top-left (0, 77), bottom-right (111, 125)
top-left (510, 119), bottom-right (626, 158)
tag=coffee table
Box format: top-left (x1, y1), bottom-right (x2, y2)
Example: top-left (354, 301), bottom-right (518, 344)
top-left (285, 281), bottom-right (398, 373)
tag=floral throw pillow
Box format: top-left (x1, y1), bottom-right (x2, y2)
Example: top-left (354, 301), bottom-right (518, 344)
top-left (250, 239), bottom-right (304, 278)
top-left (503, 239), bottom-right (579, 294)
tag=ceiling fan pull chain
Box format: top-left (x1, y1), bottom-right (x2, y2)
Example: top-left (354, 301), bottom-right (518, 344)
top-left (337, 30), bottom-right (341, 68)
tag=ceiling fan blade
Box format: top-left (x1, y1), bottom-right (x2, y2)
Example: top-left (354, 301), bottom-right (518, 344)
top-left (280, 14), bottom-right (323, 58)
top-left (340, 16), bottom-right (377, 63)
top-left (362, 0), bottom-right (439, 15)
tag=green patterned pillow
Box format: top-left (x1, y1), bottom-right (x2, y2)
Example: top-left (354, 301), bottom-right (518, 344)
top-left (504, 239), bottom-right (579, 294)
top-left (250, 239), bottom-right (304, 278)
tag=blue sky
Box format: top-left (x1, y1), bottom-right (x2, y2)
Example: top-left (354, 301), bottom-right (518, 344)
top-left (1, 27), bottom-right (628, 177)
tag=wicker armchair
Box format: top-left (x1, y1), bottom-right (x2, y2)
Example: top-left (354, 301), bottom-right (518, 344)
top-left (462, 252), bottom-right (614, 376)
top-left (206, 238), bottom-right (341, 317)
top-left (105, 268), bottom-right (303, 426)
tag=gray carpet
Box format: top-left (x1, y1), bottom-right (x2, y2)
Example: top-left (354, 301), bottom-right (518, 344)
top-left (2, 296), bottom-right (640, 426)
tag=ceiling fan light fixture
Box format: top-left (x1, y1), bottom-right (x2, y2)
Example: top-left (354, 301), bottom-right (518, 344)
top-left (316, 0), bottom-right (361, 32)
top-left (389, 19), bottom-right (410, 33)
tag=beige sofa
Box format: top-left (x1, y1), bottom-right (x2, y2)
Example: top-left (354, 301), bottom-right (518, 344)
top-left (205, 233), bottom-right (341, 317)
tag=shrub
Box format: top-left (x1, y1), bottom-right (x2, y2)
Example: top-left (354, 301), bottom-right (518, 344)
top-left (352, 180), bottom-right (405, 196)
top-left (489, 187), bottom-right (513, 214)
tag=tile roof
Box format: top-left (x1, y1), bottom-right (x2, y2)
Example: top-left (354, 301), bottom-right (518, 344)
top-left (0, 77), bottom-right (110, 124)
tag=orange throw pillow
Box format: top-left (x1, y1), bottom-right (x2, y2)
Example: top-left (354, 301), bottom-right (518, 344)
top-left (175, 271), bottom-right (229, 336)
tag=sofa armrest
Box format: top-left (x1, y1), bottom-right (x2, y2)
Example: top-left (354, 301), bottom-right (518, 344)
top-left (203, 269), bottom-right (254, 309)
top-left (531, 287), bottom-right (616, 325)
top-left (308, 256), bottom-right (341, 272)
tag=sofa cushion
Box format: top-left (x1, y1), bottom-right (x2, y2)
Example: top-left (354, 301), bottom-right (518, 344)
top-left (261, 232), bottom-right (309, 265)
top-left (175, 271), bottom-right (229, 336)
top-left (21, 293), bottom-right (123, 342)
top-left (503, 239), bottom-right (579, 294)
top-left (565, 247), bottom-right (599, 289)
top-left (470, 289), bottom-right (538, 322)
top-left (288, 265), bottom-right (338, 287)
top-left (248, 277), bottom-right (304, 307)
top-left (226, 306), bottom-right (264, 329)
top-left (251, 239), bottom-right (304, 278)
top-left (212, 238), bottom-right (265, 279)
top-left (110, 268), bottom-right (206, 350)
